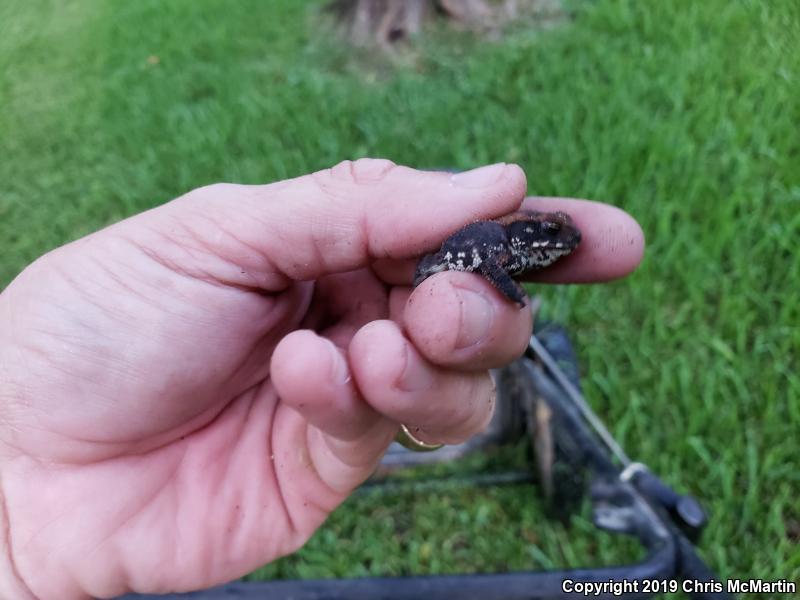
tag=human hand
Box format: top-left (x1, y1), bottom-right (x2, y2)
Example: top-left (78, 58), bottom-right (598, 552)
top-left (0, 160), bottom-right (644, 599)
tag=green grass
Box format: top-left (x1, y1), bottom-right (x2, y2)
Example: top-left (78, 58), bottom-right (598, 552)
top-left (2, 0), bottom-right (798, 593)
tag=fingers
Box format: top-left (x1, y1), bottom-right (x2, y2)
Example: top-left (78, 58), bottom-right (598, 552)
top-left (271, 322), bottom-right (497, 485)
top-left (371, 196), bottom-right (645, 285)
top-left (388, 268), bottom-right (533, 372)
top-left (270, 330), bottom-right (382, 442)
top-left (272, 266), bottom-right (532, 488)
top-left (272, 323), bottom-right (498, 446)
top-left (403, 271), bottom-right (532, 370)
top-left (348, 321), bottom-right (495, 445)
top-left (159, 160), bottom-right (527, 289)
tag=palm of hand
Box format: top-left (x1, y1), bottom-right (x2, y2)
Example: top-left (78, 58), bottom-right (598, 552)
top-left (2, 235), bottom-right (397, 597)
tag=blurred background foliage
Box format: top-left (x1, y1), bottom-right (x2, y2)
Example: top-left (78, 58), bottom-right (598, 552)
top-left (1, 0), bottom-right (798, 590)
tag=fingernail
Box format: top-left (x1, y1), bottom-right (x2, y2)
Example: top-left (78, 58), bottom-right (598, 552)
top-left (325, 339), bottom-right (351, 384)
top-left (396, 342), bottom-right (434, 393)
top-left (450, 163), bottom-right (507, 188)
top-left (454, 286), bottom-right (494, 349)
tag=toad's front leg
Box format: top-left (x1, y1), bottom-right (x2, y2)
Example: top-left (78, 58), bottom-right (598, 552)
top-left (478, 258), bottom-right (528, 307)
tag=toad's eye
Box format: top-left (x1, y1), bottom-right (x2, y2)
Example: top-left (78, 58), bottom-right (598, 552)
top-left (542, 220), bottom-right (562, 234)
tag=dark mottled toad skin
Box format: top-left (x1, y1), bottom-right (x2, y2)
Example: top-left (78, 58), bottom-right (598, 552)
top-left (413, 210), bottom-right (582, 307)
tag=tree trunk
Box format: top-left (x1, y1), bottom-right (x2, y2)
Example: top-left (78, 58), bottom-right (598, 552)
top-left (327, 0), bottom-right (516, 47)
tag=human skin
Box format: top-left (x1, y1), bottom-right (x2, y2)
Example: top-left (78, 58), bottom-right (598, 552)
top-left (0, 160), bottom-right (644, 599)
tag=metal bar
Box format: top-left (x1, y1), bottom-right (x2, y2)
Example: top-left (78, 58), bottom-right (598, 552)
top-left (527, 335), bottom-right (631, 467)
top-left (119, 542), bottom-right (676, 600)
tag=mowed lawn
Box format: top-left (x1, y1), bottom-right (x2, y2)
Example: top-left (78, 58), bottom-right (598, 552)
top-left (1, 0), bottom-right (798, 591)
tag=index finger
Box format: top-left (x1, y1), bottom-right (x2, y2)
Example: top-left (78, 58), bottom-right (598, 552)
top-left (372, 197), bottom-right (645, 285)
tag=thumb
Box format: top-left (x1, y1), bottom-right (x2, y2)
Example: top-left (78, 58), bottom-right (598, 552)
top-left (152, 159), bottom-right (527, 289)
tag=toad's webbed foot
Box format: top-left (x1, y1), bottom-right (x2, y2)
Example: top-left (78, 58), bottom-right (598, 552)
top-left (479, 259), bottom-right (528, 307)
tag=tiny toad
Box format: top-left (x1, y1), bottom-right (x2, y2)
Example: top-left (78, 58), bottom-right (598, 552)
top-left (413, 210), bottom-right (582, 307)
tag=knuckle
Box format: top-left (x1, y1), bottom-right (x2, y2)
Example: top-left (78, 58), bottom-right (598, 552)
top-left (327, 158), bottom-right (397, 185)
